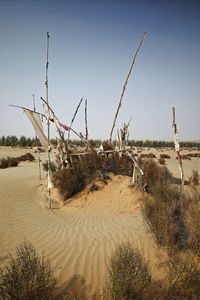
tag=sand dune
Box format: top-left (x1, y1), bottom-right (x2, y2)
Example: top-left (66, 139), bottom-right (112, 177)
top-left (0, 147), bottom-right (199, 298)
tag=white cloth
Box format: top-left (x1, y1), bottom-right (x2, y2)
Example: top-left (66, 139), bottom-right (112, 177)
top-left (24, 109), bottom-right (49, 150)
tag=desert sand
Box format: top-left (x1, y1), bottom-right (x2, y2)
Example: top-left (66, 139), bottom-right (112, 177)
top-left (0, 146), bottom-right (199, 298)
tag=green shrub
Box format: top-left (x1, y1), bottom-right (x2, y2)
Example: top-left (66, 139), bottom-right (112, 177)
top-left (107, 242), bottom-right (151, 300)
top-left (0, 240), bottom-right (56, 300)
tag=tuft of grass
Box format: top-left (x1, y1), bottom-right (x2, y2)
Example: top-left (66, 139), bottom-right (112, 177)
top-left (0, 240), bottom-right (56, 300)
top-left (107, 242), bottom-right (151, 300)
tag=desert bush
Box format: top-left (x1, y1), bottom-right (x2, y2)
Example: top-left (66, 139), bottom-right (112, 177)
top-left (163, 251), bottom-right (200, 300)
top-left (52, 168), bottom-right (85, 200)
top-left (18, 153), bottom-right (35, 162)
top-left (0, 240), bottom-right (56, 300)
top-left (43, 160), bottom-right (57, 173)
top-left (160, 154), bottom-right (171, 159)
top-left (190, 170), bottom-right (199, 186)
top-left (0, 158), bottom-right (9, 169)
top-left (107, 242), bottom-right (151, 300)
top-left (140, 153), bottom-right (156, 159)
top-left (139, 159), bottom-right (173, 194)
top-left (102, 141), bottom-right (114, 151)
top-left (8, 157), bottom-right (19, 167)
top-left (185, 188), bottom-right (200, 257)
top-left (158, 157), bottom-right (165, 165)
top-left (141, 160), bottom-right (188, 249)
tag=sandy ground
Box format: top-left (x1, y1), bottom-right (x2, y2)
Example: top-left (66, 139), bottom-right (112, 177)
top-left (0, 146), bottom-right (199, 298)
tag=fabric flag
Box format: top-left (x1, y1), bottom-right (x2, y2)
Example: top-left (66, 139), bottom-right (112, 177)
top-left (47, 170), bottom-right (53, 189)
top-left (23, 109), bottom-right (49, 150)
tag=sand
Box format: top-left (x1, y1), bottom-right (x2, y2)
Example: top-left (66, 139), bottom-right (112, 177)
top-left (0, 146), bottom-right (199, 298)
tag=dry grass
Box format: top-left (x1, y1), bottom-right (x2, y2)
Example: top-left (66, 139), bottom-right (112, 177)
top-left (0, 240), bottom-right (56, 300)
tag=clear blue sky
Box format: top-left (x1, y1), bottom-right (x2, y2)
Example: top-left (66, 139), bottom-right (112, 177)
top-left (0, 0), bottom-right (199, 141)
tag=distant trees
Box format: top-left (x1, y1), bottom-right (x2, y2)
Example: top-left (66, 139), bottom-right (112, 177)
top-left (0, 135), bottom-right (199, 149)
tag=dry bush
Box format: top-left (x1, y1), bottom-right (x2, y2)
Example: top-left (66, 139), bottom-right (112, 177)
top-left (42, 160), bottom-right (57, 173)
top-left (190, 170), bottom-right (199, 186)
top-left (160, 154), bottom-right (171, 159)
top-left (0, 240), bottom-right (56, 300)
top-left (0, 158), bottom-right (9, 169)
top-left (102, 141), bottom-right (114, 151)
top-left (17, 153), bottom-right (35, 162)
top-left (141, 160), bottom-right (187, 249)
top-left (139, 159), bottom-right (173, 194)
top-left (107, 242), bottom-right (151, 300)
top-left (163, 251), bottom-right (200, 300)
top-left (158, 157), bottom-right (165, 165)
top-left (140, 153), bottom-right (156, 159)
top-left (52, 151), bottom-right (135, 200)
top-left (52, 168), bottom-right (85, 200)
top-left (185, 188), bottom-right (200, 257)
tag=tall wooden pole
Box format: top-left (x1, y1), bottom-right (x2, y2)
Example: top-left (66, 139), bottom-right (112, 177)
top-left (85, 98), bottom-right (88, 148)
top-left (45, 32), bottom-right (52, 209)
top-left (109, 32), bottom-right (147, 143)
top-left (172, 107), bottom-right (184, 194)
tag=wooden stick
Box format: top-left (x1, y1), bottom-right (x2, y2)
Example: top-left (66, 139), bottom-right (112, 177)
top-left (41, 97), bottom-right (89, 146)
top-left (85, 98), bottom-right (88, 144)
top-left (9, 104), bottom-right (46, 119)
top-left (45, 32), bottom-right (52, 210)
top-left (109, 32), bottom-right (147, 143)
top-left (68, 97), bottom-right (83, 140)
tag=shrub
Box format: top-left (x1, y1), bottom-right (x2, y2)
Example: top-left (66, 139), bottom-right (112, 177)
top-left (18, 153), bottom-right (35, 162)
top-left (185, 189), bottom-right (200, 257)
top-left (160, 154), bottom-right (171, 159)
top-left (190, 170), bottom-right (199, 186)
top-left (102, 141), bottom-right (114, 151)
top-left (52, 168), bottom-right (85, 200)
top-left (141, 160), bottom-right (188, 249)
top-left (158, 157), bottom-right (165, 165)
top-left (107, 242), bottom-right (151, 300)
top-left (42, 161), bottom-right (57, 173)
top-left (140, 153), bottom-right (156, 159)
top-left (139, 159), bottom-right (173, 194)
top-left (163, 251), bottom-right (200, 299)
top-left (0, 158), bottom-right (9, 169)
top-left (0, 240), bottom-right (56, 300)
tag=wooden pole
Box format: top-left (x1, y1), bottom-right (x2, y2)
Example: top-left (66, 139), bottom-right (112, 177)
top-left (172, 107), bottom-right (184, 194)
top-left (85, 98), bottom-right (88, 148)
top-left (109, 32), bottom-right (147, 143)
top-left (68, 97), bottom-right (83, 141)
top-left (45, 32), bottom-right (52, 210)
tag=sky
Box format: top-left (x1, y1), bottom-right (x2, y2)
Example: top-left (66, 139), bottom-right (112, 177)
top-left (0, 0), bottom-right (199, 141)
